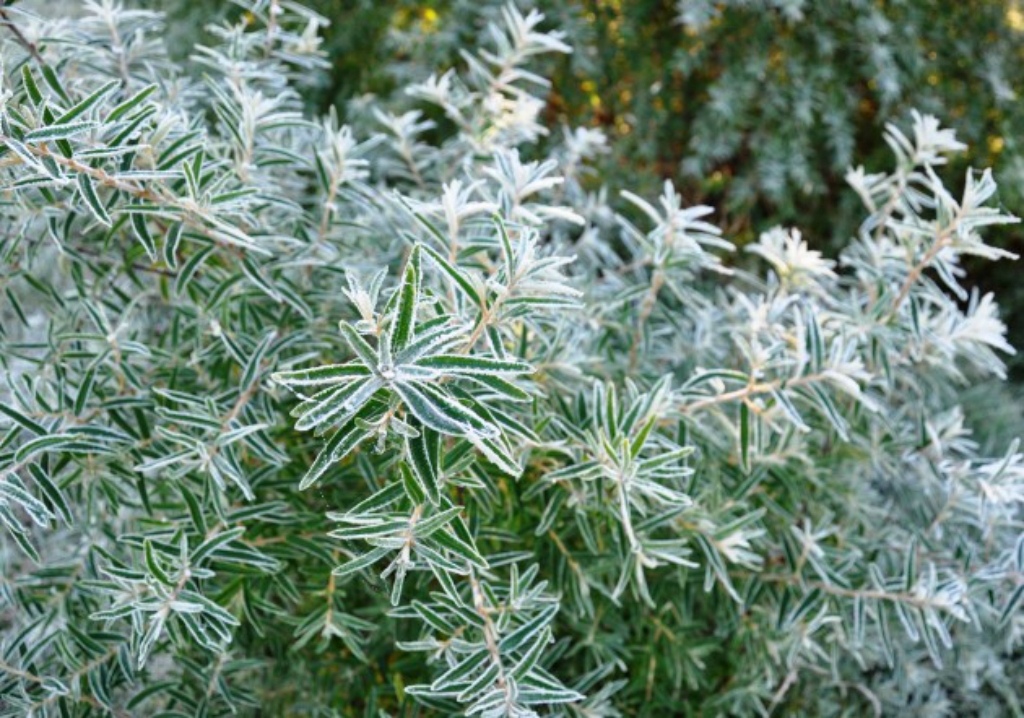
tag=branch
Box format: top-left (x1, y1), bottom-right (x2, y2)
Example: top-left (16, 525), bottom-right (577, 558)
top-left (0, 3), bottom-right (46, 66)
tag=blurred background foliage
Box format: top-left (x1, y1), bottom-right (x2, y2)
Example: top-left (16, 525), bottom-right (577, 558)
top-left (159, 0), bottom-right (1024, 377)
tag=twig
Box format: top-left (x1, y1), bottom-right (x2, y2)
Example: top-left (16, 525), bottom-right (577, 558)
top-left (0, 4), bottom-right (46, 66)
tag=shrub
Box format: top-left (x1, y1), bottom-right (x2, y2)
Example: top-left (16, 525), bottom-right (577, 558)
top-left (0, 2), bottom-right (1022, 716)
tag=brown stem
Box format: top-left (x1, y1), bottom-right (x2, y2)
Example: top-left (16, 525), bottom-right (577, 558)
top-left (629, 266), bottom-right (664, 372)
top-left (0, 4), bottom-right (46, 66)
top-left (681, 371), bottom-right (828, 415)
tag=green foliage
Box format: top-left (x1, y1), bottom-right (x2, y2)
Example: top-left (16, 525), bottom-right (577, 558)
top-left (0, 2), bottom-right (1022, 717)
top-left (248, 0), bottom-right (1024, 375)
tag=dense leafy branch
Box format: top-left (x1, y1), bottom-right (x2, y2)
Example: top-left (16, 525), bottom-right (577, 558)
top-left (0, 2), bottom-right (1021, 717)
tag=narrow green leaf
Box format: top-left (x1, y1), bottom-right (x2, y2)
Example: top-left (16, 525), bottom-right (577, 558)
top-left (392, 245), bottom-right (421, 352)
top-left (163, 222), bottom-right (183, 270)
top-left (74, 366), bottom-right (97, 415)
top-left (107, 83), bottom-right (157, 122)
top-left (400, 463), bottom-right (426, 504)
top-left (192, 527), bottom-right (245, 564)
top-left (420, 243), bottom-right (479, 305)
top-left (430, 528), bottom-right (488, 568)
top-left (56, 80), bottom-right (118, 124)
top-left (457, 662), bottom-right (500, 702)
top-left (333, 545), bottom-right (392, 578)
top-left (24, 121), bottom-right (98, 143)
top-left (40, 65), bottom-right (71, 103)
top-left (999, 583), bottom-right (1024, 626)
top-left (144, 539), bottom-right (175, 587)
top-left (395, 381), bottom-right (497, 438)
top-left (299, 423), bottom-right (371, 490)
top-left (430, 648), bottom-right (489, 691)
top-left (27, 464), bottom-right (72, 525)
top-left (131, 212), bottom-right (157, 261)
top-left (413, 506), bottom-right (462, 538)
top-left (413, 354), bottom-right (533, 377)
top-left (241, 332), bottom-right (275, 393)
top-left (499, 603), bottom-right (558, 652)
top-left (494, 214), bottom-right (515, 283)
top-left (175, 245), bottom-right (216, 295)
top-left (0, 402), bottom-right (47, 436)
top-left (22, 66), bottom-right (43, 105)
top-left (338, 321), bottom-right (380, 370)
top-left (294, 377), bottom-right (381, 433)
top-left (272, 363), bottom-right (370, 387)
top-left (76, 173), bottom-right (112, 226)
top-left (739, 402), bottom-right (751, 473)
top-left (407, 423), bottom-right (441, 505)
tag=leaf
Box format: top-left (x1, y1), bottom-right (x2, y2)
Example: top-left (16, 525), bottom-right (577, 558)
top-left (180, 484), bottom-right (207, 535)
top-left (328, 520), bottom-right (408, 542)
top-left (137, 614), bottom-right (165, 669)
top-left (14, 434), bottom-right (109, 463)
top-left (56, 80), bottom-right (118, 124)
top-left (27, 464), bottom-right (72, 525)
top-left (74, 366), bottom-right (97, 416)
top-left (999, 583), bottom-right (1024, 627)
top-left (131, 212), bottom-right (158, 261)
top-left (0, 505), bottom-right (40, 562)
top-left (39, 64), bottom-right (70, 103)
top-left (333, 545), bottom-right (392, 578)
top-left (0, 401), bottom-right (47, 436)
top-left (22, 66), bottom-right (43, 105)
top-left (299, 423), bottom-right (372, 490)
top-left (770, 388), bottom-right (809, 432)
top-left (414, 506), bottom-right (463, 538)
top-left (413, 354), bottom-right (533, 377)
top-left (465, 374), bottom-right (530, 402)
top-left (469, 433), bottom-right (521, 477)
top-left (162, 223), bottom-right (183, 269)
top-left (293, 377), bottom-right (382, 432)
top-left (76, 173), bottom-right (112, 226)
top-left (191, 527), bottom-right (245, 564)
top-left (420, 243), bottom-right (479, 305)
top-left (517, 687), bottom-right (585, 705)
top-left (739, 402), bottom-right (751, 473)
top-left (430, 648), bottom-right (489, 691)
top-left (0, 479), bottom-right (54, 525)
top-left (1, 137), bottom-right (45, 173)
top-left (395, 321), bottom-right (470, 366)
top-left (682, 370), bottom-right (752, 390)
top-left (412, 600), bottom-right (457, 634)
top-left (144, 539), bottom-right (175, 587)
top-left (174, 245), bottom-right (216, 295)
top-left (338, 321), bottom-right (380, 370)
top-left (392, 245), bottom-right (421, 352)
top-left (805, 385), bottom-right (849, 441)
top-left (394, 381), bottom-right (497, 438)
top-left (24, 121), bottom-right (98, 143)
top-left (241, 331), bottom-right (275, 393)
top-left (271, 363), bottom-right (370, 387)
top-left (457, 662), bottom-right (500, 702)
top-left (630, 416), bottom-right (656, 459)
top-left (806, 307), bottom-right (825, 373)
top-left (241, 256), bottom-right (282, 301)
top-left (216, 423), bottom-right (270, 447)
top-left (107, 83), bottom-right (158, 122)
top-left (429, 528), bottom-right (488, 569)
top-left (407, 423), bottom-right (441, 505)
top-left (494, 214), bottom-right (515, 283)
top-left (499, 603), bottom-right (558, 652)
top-left (509, 628), bottom-right (550, 681)
top-left (903, 537), bottom-right (917, 591)
top-left (343, 481), bottom-right (405, 516)
top-left (400, 463), bottom-right (426, 503)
